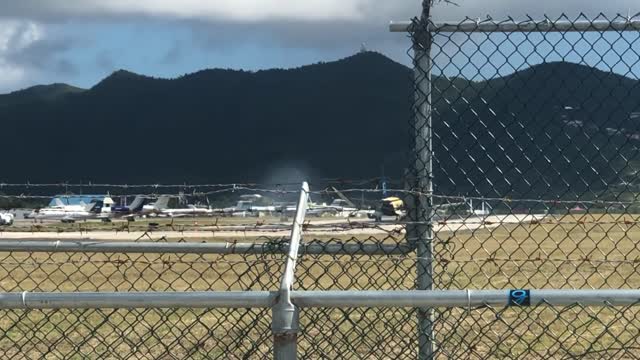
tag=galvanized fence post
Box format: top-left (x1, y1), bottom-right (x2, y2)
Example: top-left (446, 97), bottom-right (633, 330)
top-left (413, 19), bottom-right (435, 360)
top-left (272, 182), bottom-right (309, 360)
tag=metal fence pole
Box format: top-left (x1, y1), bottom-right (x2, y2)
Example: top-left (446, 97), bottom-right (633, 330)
top-left (273, 182), bottom-right (309, 360)
top-left (413, 17), bottom-right (435, 359)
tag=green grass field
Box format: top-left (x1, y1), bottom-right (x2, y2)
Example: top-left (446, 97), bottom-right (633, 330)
top-left (0, 214), bottom-right (639, 358)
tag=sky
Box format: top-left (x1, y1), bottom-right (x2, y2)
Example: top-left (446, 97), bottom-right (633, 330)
top-left (0, 0), bottom-right (639, 93)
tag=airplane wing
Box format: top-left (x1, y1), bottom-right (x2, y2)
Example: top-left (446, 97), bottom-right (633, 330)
top-left (61, 216), bottom-right (77, 223)
top-left (167, 213), bottom-right (190, 218)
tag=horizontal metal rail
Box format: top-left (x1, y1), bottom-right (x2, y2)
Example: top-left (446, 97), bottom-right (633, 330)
top-left (0, 291), bottom-right (275, 309)
top-left (293, 290), bottom-right (640, 307)
top-left (0, 240), bottom-right (411, 255)
top-left (2, 290), bottom-right (639, 309)
top-left (389, 19), bottom-right (640, 33)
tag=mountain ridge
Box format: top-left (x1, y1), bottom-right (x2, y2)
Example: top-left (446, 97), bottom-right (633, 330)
top-left (0, 53), bottom-right (637, 201)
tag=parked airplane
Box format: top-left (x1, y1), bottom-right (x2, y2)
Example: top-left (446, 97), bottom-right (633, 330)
top-left (218, 200), bottom-right (277, 217)
top-left (140, 196), bottom-right (172, 217)
top-left (27, 197), bottom-right (108, 223)
top-left (313, 198), bottom-right (359, 217)
top-left (161, 205), bottom-right (214, 218)
top-left (141, 195), bottom-right (216, 218)
top-left (276, 197), bottom-right (360, 217)
top-left (100, 195), bottom-right (150, 220)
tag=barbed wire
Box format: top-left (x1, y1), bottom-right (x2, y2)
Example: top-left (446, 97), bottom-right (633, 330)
top-left (1, 186), bottom-right (640, 208)
top-left (0, 178), bottom-right (402, 189)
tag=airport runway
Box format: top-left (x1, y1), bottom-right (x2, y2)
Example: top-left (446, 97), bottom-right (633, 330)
top-left (0, 214), bottom-right (548, 241)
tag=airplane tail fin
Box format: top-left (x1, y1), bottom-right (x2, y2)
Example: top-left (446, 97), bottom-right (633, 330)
top-left (154, 196), bottom-right (171, 210)
top-left (85, 201), bottom-right (102, 212)
top-left (128, 196), bottom-right (146, 212)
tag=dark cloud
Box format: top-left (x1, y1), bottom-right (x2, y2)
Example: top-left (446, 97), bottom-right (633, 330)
top-left (54, 58), bottom-right (76, 74)
top-left (2, 1), bottom-right (636, 71)
top-left (6, 37), bottom-right (77, 74)
top-left (0, 1), bottom-right (638, 25)
top-left (1, 0), bottom-right (638, 92)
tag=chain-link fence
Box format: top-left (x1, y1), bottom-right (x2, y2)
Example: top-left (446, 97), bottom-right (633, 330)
top-left (399, 12), bottom-right (640, 359)
top-left (2, 12), bottom-right (640, 360)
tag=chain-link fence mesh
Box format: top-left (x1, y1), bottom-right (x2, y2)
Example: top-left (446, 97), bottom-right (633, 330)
top-left (408, 13), bottom-right (640, 359)
top-left (2, 13), bottom-right (640, 359)
top-left (3, 303), bottom-right (639, 359)
top-left (0, 308), bottom-right (273, 359)
top-left (0, 235), bottom-right (416, 358)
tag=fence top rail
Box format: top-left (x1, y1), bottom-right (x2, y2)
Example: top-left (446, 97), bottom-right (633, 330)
top-left (0, 239), bottom-right (411, 255)
top-left (389, 18), bottom-right (640, 33)
top-left (2, 289), bottom-right (639, 310)
top-left (0, 240), bottom-right (272, 254)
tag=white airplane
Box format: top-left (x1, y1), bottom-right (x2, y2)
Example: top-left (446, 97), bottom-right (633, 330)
top-left (313, 199), bottom-right (359, 217)
top-left (140, 196), bottom-right (172, 217)
top-left (218, 201), bottom-right (277, 217)
top-left (27, 197), bottom-right (109, 223)
top-left (161, 205), bottom-right (214, 218)
top-left (276, 197), bottom-right (359, 217)
top-left (0, 212), bottom-right (14, 226)
top-left (141, 195), bottom-right (216, 218)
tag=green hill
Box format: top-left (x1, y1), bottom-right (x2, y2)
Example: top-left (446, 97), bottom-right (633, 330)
top-left (0, 52), bottom-right (411, 184)
top-left (0, 83), bottom-right (85, 107)
top-left (0, 52), bottom-right (638, 200)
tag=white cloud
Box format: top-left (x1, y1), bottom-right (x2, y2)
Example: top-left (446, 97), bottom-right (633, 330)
top-left (1, 0), bottom-right (375, 22)
top-left (0, 20), bottom-right (43, 91)
top-left (110, 0), bottom-right (369, 21)
top-left (2, 0), bottom-right (640, 23)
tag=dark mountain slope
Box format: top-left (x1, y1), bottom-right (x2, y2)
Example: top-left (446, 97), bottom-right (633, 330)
top-left (0, 83), bottom-right (85, 107)
top-left (433, 62), bottom-right (640, 198)
top-left (0, 55), bottom-right (639, 200)
top-left (0, 52), bottom-right (412, 183)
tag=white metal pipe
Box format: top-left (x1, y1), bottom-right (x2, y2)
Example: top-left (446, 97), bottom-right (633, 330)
top-left (279, 182), bottom-right (309, 293)
top-left (0, 290), bottom-right (638, 310)
top-left (389, 19), bottom-right (640, 33)
top-left (0, 291), bottom-right (275, 309)
top-left (292, 290), bottom-right (640, 308)
top-left (273, 182), bottom-right (309, 360)
top-left (0, 240), bottom-right (268, 254)
top-left (0, 240), bottom-right (409, 255)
